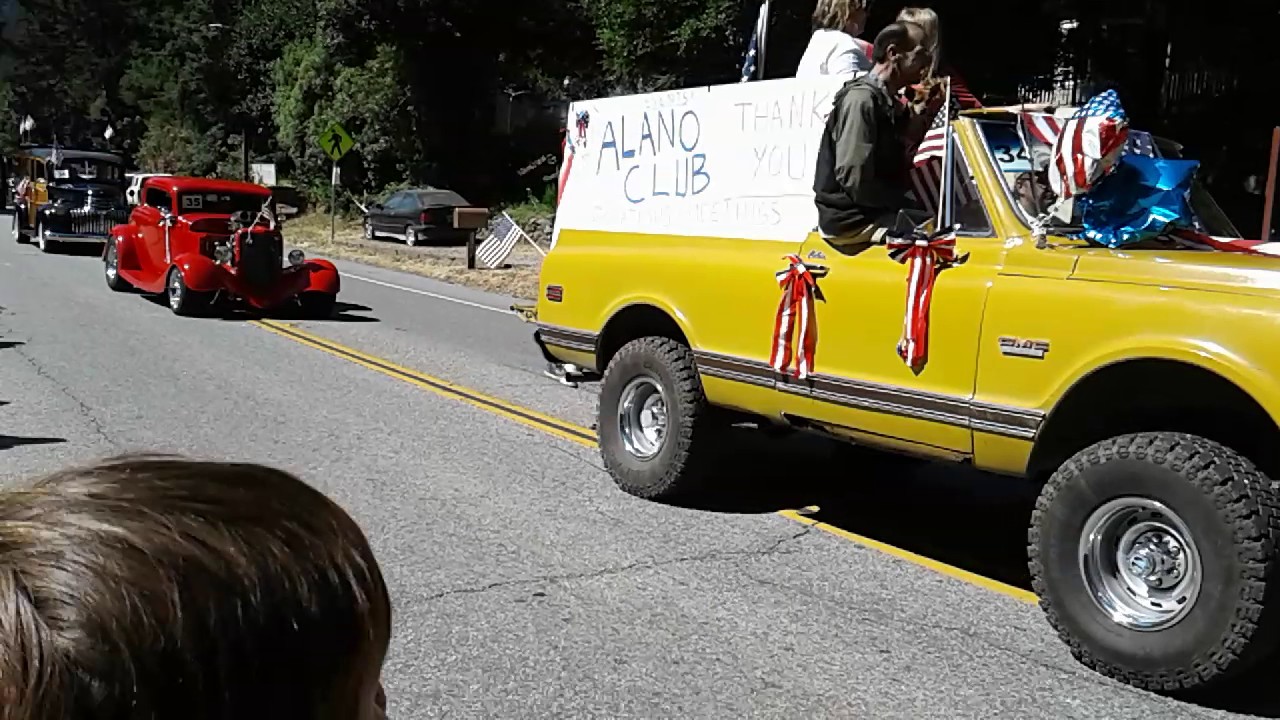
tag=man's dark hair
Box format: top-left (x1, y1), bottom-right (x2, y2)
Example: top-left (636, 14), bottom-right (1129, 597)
top-left (0, 454), bottom-right (392, 720)
top-left (871, 21), bottom-right (922, 64)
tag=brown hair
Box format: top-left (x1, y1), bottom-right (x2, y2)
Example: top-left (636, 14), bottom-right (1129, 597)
top-left (812, 0), bottom-right (870, 32)
top-left (0, 454), bottom-right (392, 720)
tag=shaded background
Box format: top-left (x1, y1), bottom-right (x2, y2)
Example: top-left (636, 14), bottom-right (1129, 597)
top-left (0, 0), bottom-right (1274, 236)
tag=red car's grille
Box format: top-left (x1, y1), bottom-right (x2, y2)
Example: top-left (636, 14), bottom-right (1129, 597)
top-left (235, 231), bottom-right (282, 288)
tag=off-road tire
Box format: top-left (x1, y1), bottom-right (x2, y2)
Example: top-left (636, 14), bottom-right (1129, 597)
top-left (104, 240), bottom-right (131, 292)
top-left (298, 291), bottom-right (336, 319)
top-left (1029, 432), bottom-right (1280, 694)
top-left (597, 337), bottom-right (722, 501)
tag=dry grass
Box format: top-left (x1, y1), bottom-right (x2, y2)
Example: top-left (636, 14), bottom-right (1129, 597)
top-left (283, 212), bottom-right (542, 300)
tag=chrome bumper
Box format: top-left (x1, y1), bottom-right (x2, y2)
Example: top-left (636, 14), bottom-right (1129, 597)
top-left (42, 231), bottom-right (109, 243)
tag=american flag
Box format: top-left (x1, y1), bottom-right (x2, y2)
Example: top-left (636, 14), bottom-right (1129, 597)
top-left (910, 95), bottom-right (979, 217)
top-left (1046, 90), bottom-right (1129, 201)
top-left (739, 1), bottom-right (768, 82)
top-left (1020, 112), bottom-right (1157, 162)
top-left (476, 211), bottom-right (525, 269)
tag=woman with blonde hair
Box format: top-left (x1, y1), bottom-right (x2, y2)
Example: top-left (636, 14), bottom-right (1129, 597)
top-left (895, 6), bottom-right (981, 108)
top-left (796, 0), bottom-right (874, 79)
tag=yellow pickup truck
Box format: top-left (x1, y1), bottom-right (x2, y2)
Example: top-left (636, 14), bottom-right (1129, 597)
top-left (529, 96), bottom-right (1280, 696)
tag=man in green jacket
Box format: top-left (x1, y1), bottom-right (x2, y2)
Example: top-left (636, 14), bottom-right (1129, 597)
top-left (813, 21), bottom-right (935, 246)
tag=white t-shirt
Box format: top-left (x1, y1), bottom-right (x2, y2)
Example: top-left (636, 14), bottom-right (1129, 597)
top-left (796, 29), bottom-right (873, 79)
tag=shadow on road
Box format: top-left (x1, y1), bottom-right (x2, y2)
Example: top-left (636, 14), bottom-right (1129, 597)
top-left (672, 427), bottom-right (1037, 589)
top-left (44, 243), bottom-right (107, 258)
top-left (140, 294), bottom-right (380, 323)
top-left (664, 426), bottom-right (1280, 718)
top-left (0, 434), bottom-right (66, 451)
top-left (0, 340), bottom-right (24, 350)
top-left (325, 301), bottom-right (379, 323)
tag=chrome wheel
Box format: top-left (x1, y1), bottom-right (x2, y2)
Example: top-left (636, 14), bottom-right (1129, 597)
top-left (105, 242), bottom-right (119, 281)
top-left (37, 222), bottom-right (48, 252)
top-left (617, 376), bottom-right (668, 460)
top-left (167, 268), bottom-right (184, 310)
top-left (1079, 497), bottom-right (1202, 631)
top-left (364, 221), bottom-right (373, 240)
top-left (405, 227), bottom-right (417, 246)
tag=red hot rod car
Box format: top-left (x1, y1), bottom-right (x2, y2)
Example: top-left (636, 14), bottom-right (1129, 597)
top-left (103, 176), bottom-right (340, 317)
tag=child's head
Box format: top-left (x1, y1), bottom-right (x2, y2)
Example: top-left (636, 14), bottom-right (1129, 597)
top-left (0, 455), bottom-right (392, 720)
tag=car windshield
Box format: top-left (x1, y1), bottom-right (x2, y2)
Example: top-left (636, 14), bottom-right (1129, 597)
top-left (50, 158), bottom-right (124, 182)
top-left (177, 190), bottom-right (274, 216)
top-left (973, 118), bottom-right (1241, 239)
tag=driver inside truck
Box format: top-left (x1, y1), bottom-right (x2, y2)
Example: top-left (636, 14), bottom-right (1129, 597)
top-left (813, 21), bottom-right (936, 248)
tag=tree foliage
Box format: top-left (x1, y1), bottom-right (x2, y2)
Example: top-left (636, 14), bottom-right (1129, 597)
top-left (0, 0), bottom-right (1091, 210)
top-left (2, 0), bottom-right (748, 207)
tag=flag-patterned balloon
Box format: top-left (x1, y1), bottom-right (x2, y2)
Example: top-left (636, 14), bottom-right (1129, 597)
top-left (1048, 89), bottom-right (1130, 201)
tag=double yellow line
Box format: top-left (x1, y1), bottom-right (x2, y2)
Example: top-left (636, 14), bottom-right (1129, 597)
top-left (251, 319), bottom-right (1038, 605)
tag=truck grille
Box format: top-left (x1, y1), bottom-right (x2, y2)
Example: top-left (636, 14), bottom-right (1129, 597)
top-left (236, 231), bottom-right (282, 289)
top-left (48, 206), bottom-right (130, 238)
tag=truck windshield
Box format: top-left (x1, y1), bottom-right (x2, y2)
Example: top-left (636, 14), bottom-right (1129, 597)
top-left (178, 191), bottom-right (274, 216)
top-left (973, 119), bottom-right (1241, 239)
top-left (51, 159), bottom-right (123, 183)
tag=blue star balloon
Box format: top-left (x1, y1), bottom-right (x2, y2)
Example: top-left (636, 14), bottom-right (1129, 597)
top-left (1077, 154), bottom-right (1201, 248)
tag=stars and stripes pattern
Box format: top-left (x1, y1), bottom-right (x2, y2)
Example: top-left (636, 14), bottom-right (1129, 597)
top-left (1046, 89), bottom-right (1130, 201)
top-left (909, 95), bottom-right (979, 217)
top-left (1020, 112), bottom-right (1157, 165)
top-left (886, 225), bottom-right (965, 369)
top-left (739, 1), bottom-right (768, 82)
top-left (476, 211), bottom-right (525, 269)
top-left (769, 254), bottom-right (823, 379)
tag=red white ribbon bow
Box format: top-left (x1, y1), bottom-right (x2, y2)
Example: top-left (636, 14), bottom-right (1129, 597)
top-left (770, 254), bottom-right (824, 379)
top-left (886, 225), bottom-right (965, 370)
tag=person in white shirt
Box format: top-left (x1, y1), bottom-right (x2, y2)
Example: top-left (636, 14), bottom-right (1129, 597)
top-left (796, 0), bottom-right (873, 79)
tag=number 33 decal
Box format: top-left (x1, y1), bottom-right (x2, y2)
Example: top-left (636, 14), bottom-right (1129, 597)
top-left (994, 145), bottom-right (1029, 164)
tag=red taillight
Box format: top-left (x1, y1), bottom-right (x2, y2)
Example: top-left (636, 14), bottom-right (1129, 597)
top-left (419, 210), bottom-right (430, 224)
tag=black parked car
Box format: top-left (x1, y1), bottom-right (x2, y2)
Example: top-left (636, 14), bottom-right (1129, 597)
top-left (361, 187), bottom-right (473, 246)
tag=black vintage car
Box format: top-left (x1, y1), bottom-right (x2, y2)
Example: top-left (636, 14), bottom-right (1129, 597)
top-left (361, 186), bottom-right (474, 246)
top-left (10, 146), bottom-right (131, 254)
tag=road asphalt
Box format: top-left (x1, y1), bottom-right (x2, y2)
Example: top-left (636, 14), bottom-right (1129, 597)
top-left (1, 220), bottom-right (1278, 719)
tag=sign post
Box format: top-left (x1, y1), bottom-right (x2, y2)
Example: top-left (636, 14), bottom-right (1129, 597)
top-left (316, 121), bottom-right (356, 245)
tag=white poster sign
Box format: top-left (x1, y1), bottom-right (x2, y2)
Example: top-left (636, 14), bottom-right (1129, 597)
top-left (554, 75), bottom-right (847, 246)
top-left (251, 163), bottom-right (277, 187)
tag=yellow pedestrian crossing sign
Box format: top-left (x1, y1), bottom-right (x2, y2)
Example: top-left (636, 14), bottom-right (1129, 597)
top-left (317, 122), bottom-right (355, 161)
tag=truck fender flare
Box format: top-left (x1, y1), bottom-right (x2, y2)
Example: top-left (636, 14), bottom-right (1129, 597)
top-left (597, 298), bottom-right (697, 370)
top-left (1039, 344), bottom-right (1280, 425)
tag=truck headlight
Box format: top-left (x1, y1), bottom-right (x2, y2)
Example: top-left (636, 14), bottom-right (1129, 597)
top-left (288, 249), bottom-right (305, 266)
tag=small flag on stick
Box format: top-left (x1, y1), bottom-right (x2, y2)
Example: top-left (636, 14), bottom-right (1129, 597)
top-left (475, 211), bottom-right (544, 269)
